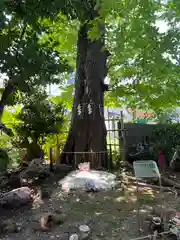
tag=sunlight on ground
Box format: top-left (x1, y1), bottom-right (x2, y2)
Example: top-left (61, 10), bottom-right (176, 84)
top-left (0, 176), bottom-right (179, 240)
top-left (95, 212), bottom-right (103, 216)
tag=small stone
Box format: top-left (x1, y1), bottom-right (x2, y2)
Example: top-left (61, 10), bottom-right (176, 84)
top-left (16, 225), bottom-right (22, 232)
top-left (79, 225), bottom-right (90, 232)
top-left (69, 234), bottom-right (79, 240)
top-left (32, 212), bottom-right (66, 232)
top-left (39, 214), bottom-right (53, 231)
top-left (79, 225), bottom-right (90, 239)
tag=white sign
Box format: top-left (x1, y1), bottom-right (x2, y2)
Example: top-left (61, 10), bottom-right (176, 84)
top-left (133, 160), bottom-right (160, 179)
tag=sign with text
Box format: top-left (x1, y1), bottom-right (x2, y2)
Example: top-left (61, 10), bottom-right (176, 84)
top-left (133, 160), bottom-right (160, 179)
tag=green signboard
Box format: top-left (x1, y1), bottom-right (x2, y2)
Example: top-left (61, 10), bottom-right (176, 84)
top-left (135, 118), bottom-right (149, 123)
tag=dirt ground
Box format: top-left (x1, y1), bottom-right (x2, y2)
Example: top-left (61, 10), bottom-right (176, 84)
top-left (0, 171), bottom-right (179, 240)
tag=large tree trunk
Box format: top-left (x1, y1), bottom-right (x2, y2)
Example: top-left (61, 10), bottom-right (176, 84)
top-left (61, 20), bottom-right (109, 168)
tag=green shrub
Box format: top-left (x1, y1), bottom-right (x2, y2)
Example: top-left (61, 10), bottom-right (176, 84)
top-left (151, 123), bottom-right (180, 162)
top-left (12, 91), bottom-right (66, 161)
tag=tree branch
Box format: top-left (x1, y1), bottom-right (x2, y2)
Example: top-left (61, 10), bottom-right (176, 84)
top-left (0, 21), bottom-right (27, 136)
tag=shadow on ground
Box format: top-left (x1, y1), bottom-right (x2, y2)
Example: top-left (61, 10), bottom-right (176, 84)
top-left (0, 171), bottom-right (179, 240)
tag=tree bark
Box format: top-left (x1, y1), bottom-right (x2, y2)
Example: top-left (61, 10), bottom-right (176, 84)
top-left (61, 19), bottom-right (108, 168)
top-left (0, 82), bottom-right (16, 136)
top-left (0, 82), bottom-right (15, 116)
top-left (0, 23), bottom-right (27, 136)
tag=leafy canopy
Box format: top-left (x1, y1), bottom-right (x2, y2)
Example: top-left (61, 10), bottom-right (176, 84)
top-left (101, 0), bottom-right (180, 110)
top-left (0, 1), bottom-right (73, 106)
top-left (0, 0), bottom-right (179, 112)
top-left (37, 0), bottom-right (180, 111)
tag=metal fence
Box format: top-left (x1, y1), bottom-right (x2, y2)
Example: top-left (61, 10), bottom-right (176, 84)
top-left (0, 116), bottom-right (122, 167)
top-left (105, 117), bottom-right (121, 164)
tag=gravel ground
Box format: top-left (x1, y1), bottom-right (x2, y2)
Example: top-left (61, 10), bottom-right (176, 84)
top-left (0, 174), bottom-right (179, 240)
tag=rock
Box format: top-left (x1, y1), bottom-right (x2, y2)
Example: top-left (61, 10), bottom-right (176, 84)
top-left (20, 158), bottom-right (44, 177)
top-left (20, 159), bottom-right (51, 182)
top-left (0, 220), bottom-right (21, 233)
top-left (28, 158), bottom-right (44, 169)
top-left (8, 175), bottom-right (22, 189)
top-left (33, 212), bottom-right (66, 232)
top-left (32, 213), bottom-right (54, 232)
top-left (69, 234), bottom-right (79, 240)
top-left (0, 186), bottom-right (32, 208)
top-left (79, 225), bottom-right (90, 240)
top-left (39, 214), bottom-right (53, 231)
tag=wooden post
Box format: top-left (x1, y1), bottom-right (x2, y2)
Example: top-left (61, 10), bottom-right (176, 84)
top-left (120, 111), bottom-right (127, 164)
top-left (49, 148), bottom-right (54, 172)
top-left (132, 108), bottom-right (136, 121)
top-left (56, 135), bottom-right (60, 166)
top-left (107, 108), bottom-right (112, 168)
